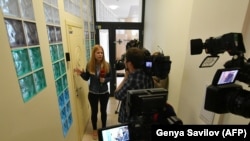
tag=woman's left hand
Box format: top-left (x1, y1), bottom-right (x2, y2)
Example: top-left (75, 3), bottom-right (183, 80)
top-left (100, 77), bottom-right (105, 83)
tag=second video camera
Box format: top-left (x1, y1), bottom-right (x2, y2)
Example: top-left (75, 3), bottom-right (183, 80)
top-left (205, 68), bottom-right (250, 118)
top-left (115, 39), bottom-right (172, 79)
top-left (190, 32), bottom-right (250, 118)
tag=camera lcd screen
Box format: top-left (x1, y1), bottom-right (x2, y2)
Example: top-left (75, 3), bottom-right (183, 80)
top-left (212, 68), bottom-right (239, 86)
top-left (146, 61), bottom-right (152, 68)
top-left (98, 123), bottom-right (130, 141)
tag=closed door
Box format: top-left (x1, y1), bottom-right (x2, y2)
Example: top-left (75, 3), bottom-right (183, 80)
top-left (66, 23), bottom-right (89, 141)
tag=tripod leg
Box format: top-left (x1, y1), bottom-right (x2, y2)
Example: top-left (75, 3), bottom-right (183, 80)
top-left (115, 101), bottom-right (121, 114)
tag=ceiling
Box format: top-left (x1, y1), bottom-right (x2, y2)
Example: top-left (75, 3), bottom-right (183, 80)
top-left (101, 0), bottom-right (141, 18)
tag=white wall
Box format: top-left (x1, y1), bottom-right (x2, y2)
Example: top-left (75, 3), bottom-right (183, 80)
top-left (144, 0), bottom-right (193, 111)
top-left (182, 0), bottom-right (249, 124)
top-left (144, 0), bottom-right (250, 124)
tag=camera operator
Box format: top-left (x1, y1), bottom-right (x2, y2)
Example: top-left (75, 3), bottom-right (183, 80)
top-left (114, 47), bottom-right (154, 123)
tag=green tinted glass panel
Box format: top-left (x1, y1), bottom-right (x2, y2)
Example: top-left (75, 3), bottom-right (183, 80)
top-left (50, 44), bottom-right (59, 62)
top-left (62, 114), bottom-right (68, 135)
top-left (90, 39), bottom-right (95, 47)
top-left (29, 47), bottom-right (43, 70)
top-left (58, 93), bottom-right (65, 110)
top-left (58, 44), bottom-right (64, 59)
top-left (62, 74), bottom-right (68, 90)
top-left (61, 107), bottom-right (67, 122)
top-left (66, 101), bottom-right (71, 116)
top-left (60, 60), bottom-right (66, 74)
top-left (56, 78), bottom-right (63, 95)
top-left (53, 62), bottom-right (61, 79)
top-left (19, 75), bottom-right (35, 102)
top-left (68, 114), bottom-right (73, 128)
top-left (64, 89), bottom-right (69, 102)
top-left (12, 49), bottom-right (31, 77)
top-left (33, 69), bottom-right (46, 92)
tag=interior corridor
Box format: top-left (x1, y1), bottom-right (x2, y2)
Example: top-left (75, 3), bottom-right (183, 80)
top-left (82, 97), bottom-right (120, 141)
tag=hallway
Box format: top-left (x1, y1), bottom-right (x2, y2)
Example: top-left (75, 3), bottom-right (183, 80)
top-left (82, 97), bottom-right (120, 141)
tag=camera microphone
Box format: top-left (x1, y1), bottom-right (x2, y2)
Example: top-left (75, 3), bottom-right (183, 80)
top-left (100, 68), bottom-right (105, 86)
top-left (190, 39), bottom-right (203, 55)
top-left (157, 45), bottom-right (164, 56)
top-left (100, 69), bottom-right (105, 78)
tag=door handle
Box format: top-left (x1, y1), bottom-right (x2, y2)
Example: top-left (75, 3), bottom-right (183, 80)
top-left (75, 87), bottom-right (82, 96)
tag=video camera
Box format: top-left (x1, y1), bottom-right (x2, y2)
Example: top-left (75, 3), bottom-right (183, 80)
top-left (190, 32), bottom-right (250, 118)
top-left (191, 32), bottom-right (245, 56)
top-left (115, 39), bottom-right (172, 79)
top-left (126, 88), bottom-right (182, 140)
top-left (98, 88), bottom-right (182, 141)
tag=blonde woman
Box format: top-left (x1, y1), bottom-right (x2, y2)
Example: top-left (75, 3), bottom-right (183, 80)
top-left (74, 44), bottom-right (111, 140)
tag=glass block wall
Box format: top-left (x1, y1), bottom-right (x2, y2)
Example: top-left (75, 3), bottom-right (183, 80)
top-left (1, 0), bottom-right (94, 137)
top-left (43, 0), bottom-right (72, 137)
top-left (82, 0), bottom-right (95, 61)
top-left (64, 0), bottom-right (95, 61)
top-left (1, 0), bottom-right (47, 103)
top-left (64, 0), bottom-right (81, 17)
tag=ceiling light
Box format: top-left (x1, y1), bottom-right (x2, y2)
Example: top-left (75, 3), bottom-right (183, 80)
top-left (109, 5), bottom-right (119, 10)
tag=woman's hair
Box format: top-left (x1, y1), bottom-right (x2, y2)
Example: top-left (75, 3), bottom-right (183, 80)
top-left (87, 44), bottom-right (110, 75)
top-left (126, 39), bottom-right (142, 50)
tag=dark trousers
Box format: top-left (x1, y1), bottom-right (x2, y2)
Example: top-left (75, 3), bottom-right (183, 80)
top-left (88, 92), bottom-right (109, 130)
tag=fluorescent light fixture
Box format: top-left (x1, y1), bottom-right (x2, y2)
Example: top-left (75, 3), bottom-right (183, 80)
top-left (109, 5), bottom-right (119, 10)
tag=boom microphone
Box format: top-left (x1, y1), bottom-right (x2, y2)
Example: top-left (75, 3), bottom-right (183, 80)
top-left (157, 45), bottom-right (164, 55)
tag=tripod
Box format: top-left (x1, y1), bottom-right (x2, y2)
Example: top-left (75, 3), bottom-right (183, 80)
top-left (115, 100), bottom-right (121, 114)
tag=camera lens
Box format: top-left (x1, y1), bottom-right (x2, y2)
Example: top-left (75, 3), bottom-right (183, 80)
top-left (228, 89), bottom-right (250, 118)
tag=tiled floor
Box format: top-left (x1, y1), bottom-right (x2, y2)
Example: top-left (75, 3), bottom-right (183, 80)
top-left (82, 97), bottom-right (120, 141)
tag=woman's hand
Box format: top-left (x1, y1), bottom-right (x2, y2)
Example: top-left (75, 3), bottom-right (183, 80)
top-left (100, 77), bottom-right (105, 83)
top-left (115, 69), bottom-right (129, 93)
top-left (74, 68), bottom-right (84, 75)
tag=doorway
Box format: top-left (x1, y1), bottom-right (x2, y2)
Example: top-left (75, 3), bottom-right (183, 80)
top-left (98, 29), bottom-right (139, 95)
top-left (93, 0), bottom-right (145, 96)
top-left (95, 25), bottom-right (143, 96)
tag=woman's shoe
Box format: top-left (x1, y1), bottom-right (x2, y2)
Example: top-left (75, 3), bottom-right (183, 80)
top-left (92, 130), bottom-right (98, 140)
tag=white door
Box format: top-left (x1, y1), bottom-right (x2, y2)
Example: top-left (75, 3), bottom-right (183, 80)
top-left (66, 23), bottom-right (90, 140)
